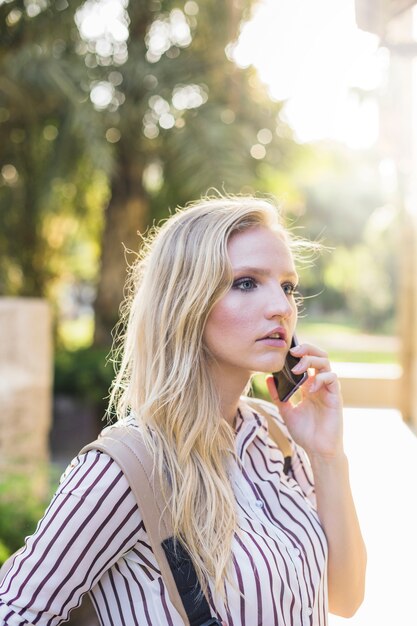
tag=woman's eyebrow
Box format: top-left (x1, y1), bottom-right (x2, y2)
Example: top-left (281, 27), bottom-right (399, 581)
top-left (233, 265), bottom-right (299, 281)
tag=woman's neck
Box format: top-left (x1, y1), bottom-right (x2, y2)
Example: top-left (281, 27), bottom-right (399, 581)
top-left (209, 365), bottom-right (251, 427)
top-left (220, 397), bottom-right (240, 427)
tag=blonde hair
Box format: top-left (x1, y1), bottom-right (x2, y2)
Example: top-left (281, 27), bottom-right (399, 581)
top-left (109, 195), bottom-right (293, 596)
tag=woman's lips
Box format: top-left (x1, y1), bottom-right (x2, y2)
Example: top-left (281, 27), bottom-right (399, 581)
top-left (257, 337), bottom-right (287, 348)
top-left (257, 327), bottom-right (287, 348)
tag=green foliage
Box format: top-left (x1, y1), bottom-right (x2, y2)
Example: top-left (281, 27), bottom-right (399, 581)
top-left (84, 0), bottom-right (306, 344)
top-left (0, 0), bottom-right (111, 298)
top-left (0, 475), bottom-right (48, 564)
top-left (1, 0), bottom-right (304, 344)
top-left (0, 540), bottom-right (9, 566)
top-left (54, 347), bottom-right (113, 407)
top-left (316, 202), bottom-right (399, 330)
top-left (58, 316), bottom-right (94, 350)
top-left (251, 374), bottom-right (269, 402)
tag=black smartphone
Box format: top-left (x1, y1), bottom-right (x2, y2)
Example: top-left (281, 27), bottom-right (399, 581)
top-left (272, 335), bottom-right (308, 402)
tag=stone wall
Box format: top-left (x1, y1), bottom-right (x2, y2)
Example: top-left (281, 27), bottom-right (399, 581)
top-left (0, 298), bottom-right (52, 495)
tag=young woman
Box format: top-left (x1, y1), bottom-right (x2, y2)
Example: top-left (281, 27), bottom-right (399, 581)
top-left (0, 196), bottom-right (366, 625)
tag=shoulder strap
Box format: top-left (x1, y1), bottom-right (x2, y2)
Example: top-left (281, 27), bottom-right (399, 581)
top-left (81, 427), bottom-right (221, 626)
top-left (244, 397), bottom-right (293, 474)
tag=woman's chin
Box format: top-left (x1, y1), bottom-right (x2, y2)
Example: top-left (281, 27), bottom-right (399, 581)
top-left (254, 361), bottom-right (285, 375)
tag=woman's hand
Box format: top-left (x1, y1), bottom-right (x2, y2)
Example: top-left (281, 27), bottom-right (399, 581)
top-left (267, 343), bottom-right (367, 616)
top-left (266, 342), bottom-right (344, 459)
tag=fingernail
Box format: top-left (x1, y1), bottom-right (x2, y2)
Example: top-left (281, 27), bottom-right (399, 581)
top-left (291, 363), bottom-right (302, 372)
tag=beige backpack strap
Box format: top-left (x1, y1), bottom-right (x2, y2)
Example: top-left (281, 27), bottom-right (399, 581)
top-left (81, 427), bottom-right (190, 626)
top-left (244, 398), bottom-right (293, 469)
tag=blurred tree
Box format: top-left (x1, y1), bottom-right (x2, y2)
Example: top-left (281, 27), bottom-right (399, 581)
top-left (1, 0), bottom-right (301, 348)
top-left (322, 203), bottom-right (399, 330)
top-left (0, 0), bottom-right (110, 298)
top-left (84, 0), bottom-right (299, 346)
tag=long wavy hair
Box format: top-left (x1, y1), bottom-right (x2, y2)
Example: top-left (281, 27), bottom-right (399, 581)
top-left (108, 195), bottom-right (296, 596)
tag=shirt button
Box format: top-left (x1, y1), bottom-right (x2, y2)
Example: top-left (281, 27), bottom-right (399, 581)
top-left (255, 499), bottom-right (264, 508)
top-left (306, 607), bottom-right (313, 616)
top-left (294, 548), bottom-right (300, 557)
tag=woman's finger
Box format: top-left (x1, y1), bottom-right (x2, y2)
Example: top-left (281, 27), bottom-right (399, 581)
top-left (290, 343), bottom-right (328, 359)
top-left (291, 355), bottom-right (331, 375)
top-left (266, 375), bottom-right (279, 402)
top-left (308, 371), bottom-right (340, 394)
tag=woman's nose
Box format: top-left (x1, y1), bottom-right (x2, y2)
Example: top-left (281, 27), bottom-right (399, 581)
top-left (265, 287), bottom-right (294, 319)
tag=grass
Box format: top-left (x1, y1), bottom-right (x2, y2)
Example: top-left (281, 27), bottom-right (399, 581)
top-left (298, 321), bottom-right (364, 336)
top-left (324, 350), bottom-right (397, 364)
top-left (297, 320), bottom-right (399, 365)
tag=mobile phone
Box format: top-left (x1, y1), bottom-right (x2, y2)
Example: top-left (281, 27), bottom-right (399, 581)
top-left (272, 335), bottom-right (308, 402)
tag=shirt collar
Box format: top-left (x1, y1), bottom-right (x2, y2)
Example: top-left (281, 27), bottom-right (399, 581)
top-left (234, 397), bottom-right (268, 461)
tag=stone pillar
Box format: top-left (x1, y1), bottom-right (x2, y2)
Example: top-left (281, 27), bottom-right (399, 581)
top-left (0, 298), bottom-right (52, 495)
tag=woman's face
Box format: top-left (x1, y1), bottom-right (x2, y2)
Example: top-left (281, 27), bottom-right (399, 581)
top-left (203, 225), bottom-right (298, 382)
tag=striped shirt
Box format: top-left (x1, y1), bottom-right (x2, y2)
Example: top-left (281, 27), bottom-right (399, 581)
top-left (0, 398), bottom-right (328, 626)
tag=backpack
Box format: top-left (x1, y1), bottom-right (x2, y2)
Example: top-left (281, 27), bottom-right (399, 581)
top-left (0, 398), bottom-right (292, 626)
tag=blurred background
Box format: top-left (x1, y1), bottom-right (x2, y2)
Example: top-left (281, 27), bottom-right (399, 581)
top-left (1, 0), bottom-right (417, 624)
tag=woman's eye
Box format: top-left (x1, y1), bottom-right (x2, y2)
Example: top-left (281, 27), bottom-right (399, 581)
top-left (282, 282), bottom-right (298, 296)
top-left (233, 277), bottom-right (257, 291)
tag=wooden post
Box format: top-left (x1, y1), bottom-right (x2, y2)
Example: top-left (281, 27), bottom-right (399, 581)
top-left (370, 7), bottom-right (417, 427)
